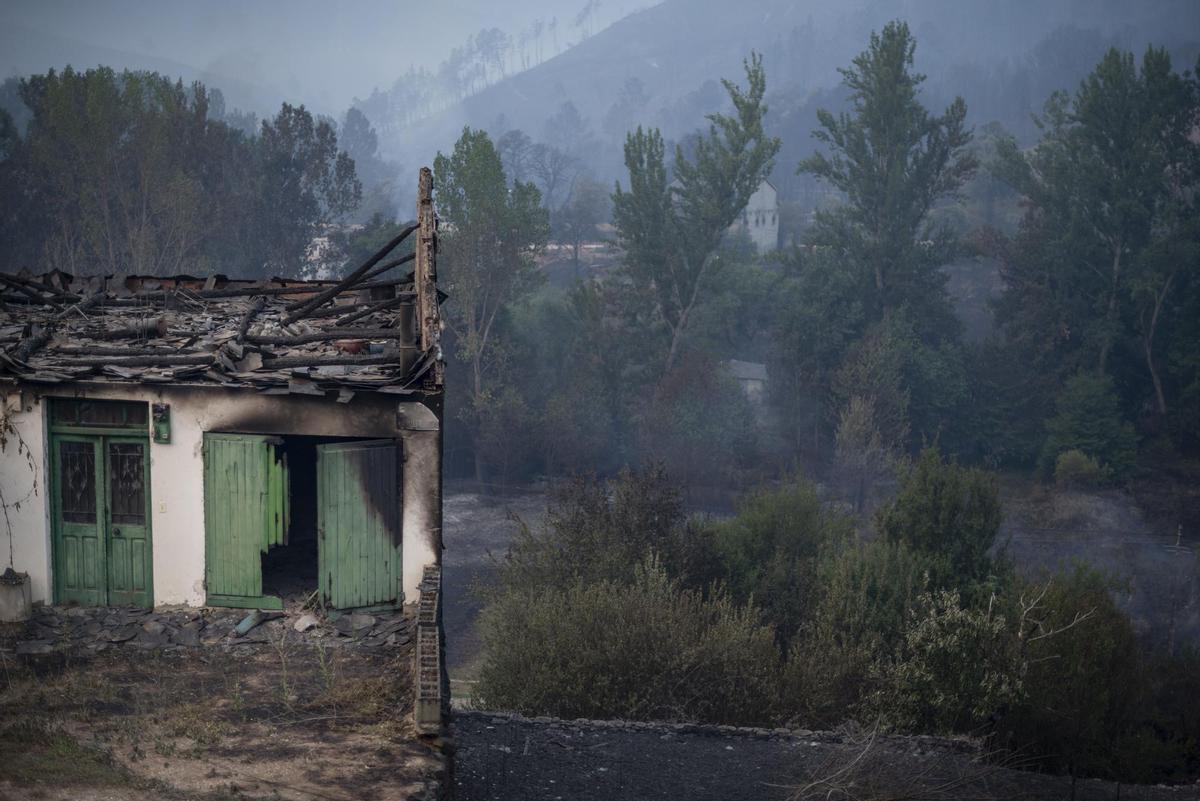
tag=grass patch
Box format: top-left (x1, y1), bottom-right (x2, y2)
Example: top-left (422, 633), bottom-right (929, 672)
top-left (0, 719), bottom-right (129, 787)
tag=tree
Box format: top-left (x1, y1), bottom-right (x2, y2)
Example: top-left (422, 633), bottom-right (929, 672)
top-left (496, 128), bottom-right (534, 184)
top-left (257, 103), bottom-right (361, 273)
top-left (434, 127), bottom-right (549, 482)
top-left (340, 107), bottom-right (397, 220)
top-left (876, 447), bottom-right (1003, 593)
top-left (995, 47), bottom-right (1199, 415)
top-left (1039, 370), bottom-right (1138, 481)
top-left (529, 141), bottom-right (578, 210)
top-left (799, 20), bottom-right (975, 335)
top-left (543, 101), bottom-right (594, 164)
top-left (603, 77), bottom-right (650, 140)
top-left (612, 53), bottom-right (780, 378)
top-left (554, 176), bottom-right (608, 273)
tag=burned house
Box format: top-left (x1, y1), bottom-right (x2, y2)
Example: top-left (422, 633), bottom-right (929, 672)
top-left (0, 169), bottom-right (444, 614)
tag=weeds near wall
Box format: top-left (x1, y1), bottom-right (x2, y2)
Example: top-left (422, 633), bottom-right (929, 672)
top-left (0, 397), bottom-right (39, 568)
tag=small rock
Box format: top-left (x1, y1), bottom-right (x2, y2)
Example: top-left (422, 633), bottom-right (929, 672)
top-left (108, 625), bottom-right (139, 643)
top-left (350, 613), bottom-right (376, 631)
top-left (142, 620), bottom-right (166, 636)
top-left (293, 614), bottom-right (319, 633)
top-left (173, 627), bottom-right (200, 647)
top-left (334, 616), bottom-right (355, 636)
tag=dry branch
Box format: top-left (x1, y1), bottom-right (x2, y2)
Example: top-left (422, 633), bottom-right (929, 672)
top-left (282, 222), bottom-right (419, 323)
top-left (245, 328), bottom-right (406, 345)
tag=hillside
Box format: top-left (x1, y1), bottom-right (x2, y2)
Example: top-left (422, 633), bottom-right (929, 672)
top-left (378, 0), bottom-right (1200, 185)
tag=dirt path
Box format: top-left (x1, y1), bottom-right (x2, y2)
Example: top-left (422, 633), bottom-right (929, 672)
top-left (441, 487), bottom-right (546, 696)
top-left (453, 712), bottom-right (1200, 801)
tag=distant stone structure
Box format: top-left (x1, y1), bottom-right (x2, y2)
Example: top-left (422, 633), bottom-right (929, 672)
top-left (731, 179), bottom-right (779, 252)
top-left (726, 359), bottom-right (768, 404)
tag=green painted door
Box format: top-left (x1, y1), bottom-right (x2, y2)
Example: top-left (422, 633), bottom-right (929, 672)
top-left (50, 434), bottom-right (153, 607)
top-left (202, 434), bottom-right (288, 608)
top-left (104, 438), bottom-right (152, 606)
top-left (317, 440), bottom-right (401, 609)
top-left (51, 435), bottom-right (106, 606)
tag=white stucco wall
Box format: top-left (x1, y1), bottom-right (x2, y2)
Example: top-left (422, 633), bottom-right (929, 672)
top-left (0, 383), bottom-right (440, 608)
top-left (1, 389), bottom-right (52, 603)
top-left (733, 181), bottom-right (779, 252)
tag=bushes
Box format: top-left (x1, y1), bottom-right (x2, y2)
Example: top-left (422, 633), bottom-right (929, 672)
top-left (474, 560), bottom-right (782, 725)
top-left (497, 465), bottom-right (685, 593)
top-left (783, 537), bottom-right (933, 726)
top-left (871, 589), bottom-right (1024, 735)
top-left (1040, 371), bottom-right (1138, 481)
top-left (876, 447), bottom-right (1003, 592)
top-left (474, 467), bottom-right (1197, 784)
top-left (704, 481), bottom-right (854, 644)
top-left (1054, 448), bottom-right (1104, 489)
top-left (999, 566), bottom-right (1143, 780)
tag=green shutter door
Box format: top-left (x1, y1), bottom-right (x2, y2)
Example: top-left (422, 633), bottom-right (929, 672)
top-left (203, 434), bottom-right (287, 608)
top-left (104, 437), bottom-right (152, 607)
top-left (317, 440), bottom-right (401, 610)
top-left (51, 435), bottom-right (106, 606)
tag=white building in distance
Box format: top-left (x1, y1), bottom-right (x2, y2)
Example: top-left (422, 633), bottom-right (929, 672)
top-left (731, 179), bottom-right (779, 252)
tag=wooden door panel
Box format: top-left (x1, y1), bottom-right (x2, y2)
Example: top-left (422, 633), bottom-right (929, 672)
top-left (105, 438), bottom-right (152, 607)
top-left (202, 434), bottom-right (288, 608)
top-left (52, 436), bottom-right (105, 606)
top-left (317, 440), bottom-right (401, 610)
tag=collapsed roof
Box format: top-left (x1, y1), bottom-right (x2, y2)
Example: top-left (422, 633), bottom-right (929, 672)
top-left (0, 170), bottom-right (443, 401)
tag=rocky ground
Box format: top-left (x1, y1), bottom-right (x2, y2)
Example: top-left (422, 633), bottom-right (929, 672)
top-left (454, 712), bottom-right (1200, 801)
top-left (13, 603), bottom-right (414, 656)
top-left (0, 605), bottom-right (444, 800)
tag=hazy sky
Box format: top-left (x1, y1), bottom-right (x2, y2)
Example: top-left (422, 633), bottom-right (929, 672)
top-left (0, 0), bottom-right (649, 113)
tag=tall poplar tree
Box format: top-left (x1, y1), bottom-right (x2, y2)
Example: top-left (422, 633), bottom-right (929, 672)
top-left (434, 127), bottom-right (549, 482)
top-left (612, 53), bottom-right (780, 378)
top-left (799, 20), bottom-right (976, 336)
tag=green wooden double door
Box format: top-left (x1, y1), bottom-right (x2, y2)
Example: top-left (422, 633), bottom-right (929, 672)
top-left (203, 435), bottom-right (402, 610)
top-left (51, 434), bottom-right (153, 607)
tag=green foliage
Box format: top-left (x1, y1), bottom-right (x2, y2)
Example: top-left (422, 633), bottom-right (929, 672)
top-left (434, 126), bottom-right (549, 481)
top-left (799, 20), bottom-right (975, 333)
top-left (613, 53), bottom-right (780, 376)
top-left (1000, 567), bottom-right (1143, 780)
top-left (0, 67), bottom-right (360, 277)
top-left (475, 559), bottom-right (782, 725)
top-left (1039, 371), bottom-right (1137, 480)
top-left (704, 481), bottom-right (854, 644)
top-left (876, 448), bottom-right (1003, 590)
top-left (871, 589), bottom-right (1024, 735)
top-left (495, 466), bottom-right (686, 594)
top-left (783, 537), bottom-right (934, 726)
top-left (1053, 449), bottom-right (1104, 490)
top-left (639, 351), bottom-right (758, 486)
top-left (993, 46), bottom-right (1199, 431)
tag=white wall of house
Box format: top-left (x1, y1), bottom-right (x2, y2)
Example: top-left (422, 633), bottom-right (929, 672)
top-left (0, 383), bottom-right (440, 609)
top-left (733, 180), bottom-right (779, 252)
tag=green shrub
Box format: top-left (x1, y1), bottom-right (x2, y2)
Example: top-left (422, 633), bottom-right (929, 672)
top-left (781, 537), bottom-right (935, 726)
top-left (705, 481), bottom-right (854, 644)
top-left (474, 560), bottom-right (782, 725)
top-left (1053, 448), bottom-right (1104, 489)
top-left (876, 447), bottom-right (1003, 592)
top-left (871, 589), bottom-right (1024, 735)
top-left (1000, 566), bottom-right (1143, 781)
top-left (1039, 370), bottom-right (1137, 481)
top-left (496, 465), bottom-right (685, 594)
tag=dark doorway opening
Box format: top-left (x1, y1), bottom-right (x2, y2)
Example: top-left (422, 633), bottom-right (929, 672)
top-left (258, 435), bottom-right (378, 609)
